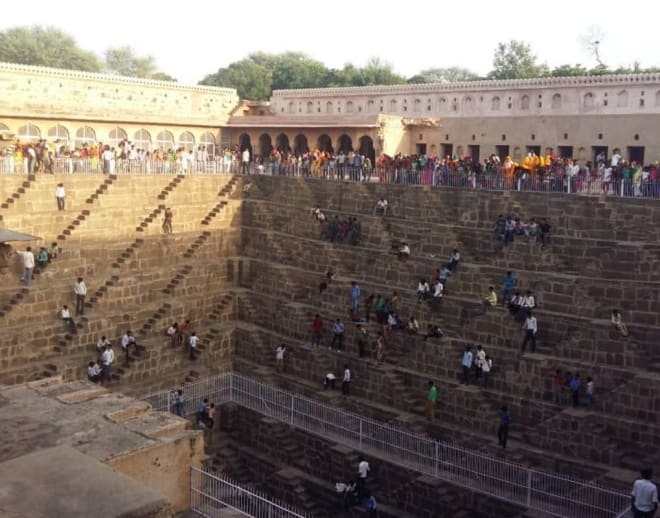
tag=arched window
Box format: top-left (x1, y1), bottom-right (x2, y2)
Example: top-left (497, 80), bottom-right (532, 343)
top-left (74, 126), bottom-right (95, 148)
top-left (463, 96), bottom-right (473, 112)
top-left (413, 99), bottom-right (421, 113)
top-left (583, 92), bottom-right (595, 110)
top-left (17, 123), bottom-right (41, 143)
top-left (47, 124), bottom-right (69, 142)
top-left (367, 100), bottom-right (375, 113)
top-left (156, 130), bottom-right (175, 151)
top-left (108, 127), bottom-right (127, 147)
top-left (133, 129), bottom-right (151, 151)
top-left (551, 93), bottom-right (561, 109)
top-left (346, 101), bottom-right (354, 113)
top-left (326, 101), bottom-right (333, 114)
top-left (178, 131), bottom-right (195, 151)
top-left (491, 96), bottom-right (500, 111)
top-left (520, 95), bottom-right (530, 110)
top-left (200, 132), bottom-right (216, 157)
top-left (306, 101), bottom-right (314, 114)
top-left (389, 99), bottom-right (397, 112)
top-left (288, 102), bottom-right (295, 114)
top-left (437, 97), bottom-right (447, 112)
top-left (617, 90), bottom-right (628, 107)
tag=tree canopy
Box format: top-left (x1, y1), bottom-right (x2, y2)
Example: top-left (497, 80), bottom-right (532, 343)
top-left (199, 59), bottom-right (272, 100)
top-left (408, 66), bottom-right (481, 84)
top-left (0, 26), bottom-right (101, 72)
top-left (488, 40), bottom-right (548, 80)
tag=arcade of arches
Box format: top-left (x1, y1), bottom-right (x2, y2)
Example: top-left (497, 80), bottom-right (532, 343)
top-left (236, 131), bottom-right (377, 162)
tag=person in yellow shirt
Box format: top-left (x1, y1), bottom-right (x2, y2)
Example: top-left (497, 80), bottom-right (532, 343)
top-left (479, 286), bottom-right (498, 314)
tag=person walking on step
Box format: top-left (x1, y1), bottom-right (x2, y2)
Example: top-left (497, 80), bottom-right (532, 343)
top-left (311, 314), bottom-right (324, 347)
top-left (426, 380), bottom-right (438, 422)
top-left (16, 246), bottom-right (35, 287)
top-left (498, 406), bottom-right (511, 449)
top-left (74, 277), bottom-right (87, 316)
top-left (162, 207), bottom-right (173, 234)
top-left (275, 344), bottom-right (286, 372)
top-left (189, 332), bottom-right (199, 360)
top-left (611, 309), bottom-right (629, 337)
top-left (631, 468), bottom-right (658, 518)
top-left (55, 182), bottom-right (65, 211)
top-left (357, 457), bottom-right (370, 499)
top-left (342, 364), bottom-right (351, 396)
top-left (521, 311), bottom-right (538, 353)
top-left (121, 330), bottom-right (137, 365)
top-left (330, 318), bottom-right (345, 350)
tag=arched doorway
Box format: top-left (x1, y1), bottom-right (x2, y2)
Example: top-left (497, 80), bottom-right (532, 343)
top-left (238, 133), bottom-right (252, 155)
top-left (317, 134), bottom-right (333, 154)
top-left (259, 133), bottom-right (273, 159)
top-left (358, 135), bottom-right (375, 163)
top-left (276, 133), bottom-right (290, 153)
top-left (337, 134), bottom-right (353, 153)
top-left (293, 134), bottom-right (309, 156)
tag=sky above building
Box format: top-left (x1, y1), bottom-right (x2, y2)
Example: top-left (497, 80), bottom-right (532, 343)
top-left (1, 0), bottom-right (657, 85)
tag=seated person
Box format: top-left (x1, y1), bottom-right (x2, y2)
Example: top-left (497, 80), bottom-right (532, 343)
top-left (448, 249), bottom-right (461, 270)
top-left (87, 360), bottom-right (101, 383)
top-left (47, 242), bottom-right (59, 262)
top-left (407, 316), bottom-right (419, 334)
top-left (524, 218), bottom-right (538, 238)
top-left (387, 311), bottom-right (405, 330)
top-left (398, 242), bottom-right (410, 260)
top-left (373, 197), bottom-right (388, 216)
top-left (611, 309), bottom-right (629, 337)
top-left (479, 286), bottom-right (498, 314)
top-left (416, 279), bottom-right (430, 301)
top-left (439, 264), bottom-right (452, 285)
top-left (324, 372), bottom-right (337, 390)
top-left (423, 324), bottom-right (444, 342)
top-left (60, 305), bottom-right (77, 333)
top-left (36, 247), bottom-right (49, 269)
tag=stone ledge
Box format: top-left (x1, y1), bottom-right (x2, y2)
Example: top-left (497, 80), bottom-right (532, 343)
top-left (106, 401), bottom-right (153, 423)
top-left (56, 386), bottom-right (107, 404)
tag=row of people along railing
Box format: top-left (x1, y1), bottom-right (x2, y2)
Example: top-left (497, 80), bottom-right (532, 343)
top-left (141, 372), bottom-right (631, 518)
top-left (0, 157), bottom-right (657, 199)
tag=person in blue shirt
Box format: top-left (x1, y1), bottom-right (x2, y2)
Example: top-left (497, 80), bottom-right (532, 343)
top-left (365, 494), bottom-right (377, 516)
top-left (350, 281), bottom-right (361, 313)
top-left (502, 271), bottom-right (518, 306)
top-left (498, 406), bottom-right (511, 449)
top-left (569, 373), bottom-right (581, 407)
top-left (461, 345), bottom-right (473, 385)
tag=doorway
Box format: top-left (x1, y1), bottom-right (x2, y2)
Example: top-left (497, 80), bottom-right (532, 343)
top-left (557, 146), bottom-right (574, 159)
top-left (627, 146), bottom-right (645, 165)
top-left (592, 146), bottom-right (608, 164)
top-left (416, 143), bottom-right (427, 155)
top-left (525, 145), bottom-right (541, 156)
top-left (467, 145), bottom-right (480, 163)
top-left (440, 143), bottom-right (453, 158)
top-left (495, 145), bottom-right (510, 160)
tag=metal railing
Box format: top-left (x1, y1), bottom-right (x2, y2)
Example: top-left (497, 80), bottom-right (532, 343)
top-left (142, 371), bottom-right (630, 518)
top-left (190, 466), bottom-right (309, 518)
top-left (1, 156), bottom-right (657, 200)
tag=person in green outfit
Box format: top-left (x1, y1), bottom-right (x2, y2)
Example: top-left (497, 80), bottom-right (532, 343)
top-left (426, 380), bottom-right (438, 422)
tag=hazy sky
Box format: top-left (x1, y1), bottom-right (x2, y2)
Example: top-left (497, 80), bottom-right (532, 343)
top-left (1, 0), bottom-right (657, 85)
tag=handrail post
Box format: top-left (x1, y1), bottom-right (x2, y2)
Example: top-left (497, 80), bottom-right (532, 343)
top-left (229, 372), bottom-right (233, 402)
top-left (526, 469), bottom-right (532, 506)
top-left (167, 390), bottom-right (171, 414)
top-left (359, 420), bottom-right (363, 449)
top-left (290, 395), bottom-right (295, 425)
top-left (434, 442), bottom-right (439, 477)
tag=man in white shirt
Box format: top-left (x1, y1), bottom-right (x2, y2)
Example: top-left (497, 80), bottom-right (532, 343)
top-left (166, 323), bottom-right (179, 347)
top-left (449, 249), bottom-right (461, 271)
top-left (373, 198), bottom-right (388, 216)
top-left (189, 332), bottom-right (199, 360)
top-left (101, 344), bottom-right (114, 383)
top-left (520, 290), bottom-right (536, 320)
top-left (324, 372), bottom-right (336, 390)
top-left (74, 277), bottom-right (87, 315)
top-left (342, 364), bottom-right (351, 396)
top-left (55, 183), bottom-right (66, 211)
top-left (96, 335), bottom-right (111, 359)
top-left (631, 468), bottom-right (658, 517)
top-left (357, 457), bottom-right (370, 498)
top-left (275, 344), bottom-right (286, 372)
top-left (121, 331), bottom-right (137, 365)
top-left (521, 312), bottom-right (538, 353)
top-left (16, 247), bottom-right (35, 286)
top-left (241, 148), bottom-right (250, 174)
top-left (398, 242), bottom-right (410, 260)
top-left (87, 361), bottom-right (101, 383)
top-left (611, 150), bottom-right (621, 169)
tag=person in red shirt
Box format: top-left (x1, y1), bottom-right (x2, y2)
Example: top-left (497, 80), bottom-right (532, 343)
top-left (311, 314), bottom-right (324, 347)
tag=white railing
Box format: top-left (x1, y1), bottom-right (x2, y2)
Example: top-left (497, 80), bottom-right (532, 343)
top-left (190, 466), bottom-right (308, 518)
top-left (143, 372), bottom-right (630, 518)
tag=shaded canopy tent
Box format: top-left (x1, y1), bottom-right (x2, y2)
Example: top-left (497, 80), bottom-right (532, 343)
top-left (0, 229), bottom-right (42, 243)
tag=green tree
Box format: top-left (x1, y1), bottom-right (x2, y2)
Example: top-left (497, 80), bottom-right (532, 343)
top-left (150, 72), bottom-right (177, 82)
top-left (0, 25), bottom-right (101, 72)
top-left (550, 64), bottom-right (588, 77)
top-left (199, 60), bottom-right (272, 100)
top-left (105, 46), bottom-right (156, 77)
top-left (268, 52), bottom-right (328, 90)
top-left (408, 66), bottom-right (480, 84)
top-left (488, 40), bottom-right (548, 79)
top-left (359, 57), bottom-right (406, 86)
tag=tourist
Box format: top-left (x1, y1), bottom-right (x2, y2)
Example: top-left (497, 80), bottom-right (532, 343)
top-left (74, 276), bottom-right (87, 316)
top-left (47, 242), bottom-right (59, 262)
top-left (324, 372), bottom-right (337, 390)
top-left (631, 468), bottom-right (658, 518)
top-left (552, 369), bottom-right (564, 404)
top-left (121, 330), bottom-right (137, 364)
top-left (569, 373), bottom-right (581, 407)
top-left (448, 249), bottom-right (461, 271)
top-left (357, 456), bottom-right (370, 499)
top-left (365, 494), bottom-right (377, 517)
top-left (426, 380), bottom-right (437, 422)
top-left (16, 246), bottom-right (35, 286)
top-left (538, 218), bottom-right (551, 248)
top-left (101, 344), bottom-right (114, 384)
top-left (241, 148), bottom-right (250, 174)
top-left (461, 345), bottom-right (473, 385)
top-left (180, 319), bottom-right (191, 346)
top-left (311, 314), bottom-right (324, 347)
top-left (520, 290), bottom-right (536, 320)
top-left (330, 318), bottom-right (345, 350)
top-left (364, 294), bottom-right (374, 322)
top-left (173, 389), bottom-right (184, 416)
top-left (480, 354), bottom-right (493, 389)
top-left (585, 377), bottom-right (594, 408)
top-left (189, 332), bottom-right (199, 360)
top-left (162, 207), bottom-right (173, 234)
top-left (502, 271), bottom-right (517, 307)
top-left (96, 335), bottom-right (111, 358)
top-left (508, 291), bottom-right (522, 317)
top-left (356, 325), bottom-right (368, 358)
top-left (197, 398), bottom-right (210, 428)
top-left (611, 309), bottom-right (629, 337)
top-left (398, 242), bottom-right (410, 260)
top-left (521, 312), bottom-right (538, 353)
top-left (87, 361), bottom-right (101, 383)
top-left (431, 281), bottom-right (443, 310)
top-left (423, 324), bottom-right (443, 342)
top-left (55, 182), bottom-right (65, 210)
top-left (275, 343), bottom-right (286, 372)
top-left (474, 345), bottom-right (486, 381)
top-left (374, 197), bottom-right (388, 216)
top-left (350, 281), bottom-right (361, 318)
top-left (35, 247), bottom-right (49, 270)
top-left (479, 286), bottom-right (498, 314)
top-left (498, 406), bottom-right (511, 449)
top-left (342, 364), bottom-right (351, 396)
top-left (416, 278), bottom-right (430, 302)
top-left (207, 403), bottom-right (216, 430)
top-left (407, 316), bottom-right (419, 334)
top-left (166, 322), bottom-right (179, 347)
top-left (60, 305), bottom-right (76, 333)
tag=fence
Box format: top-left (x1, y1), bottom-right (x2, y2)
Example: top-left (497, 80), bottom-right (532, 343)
top-left (143, 372), bottom-right (631, 518)
top-left (1, 155), bottom-right (658, 200)
top-left (190, 466), bottom-right (308, 518)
